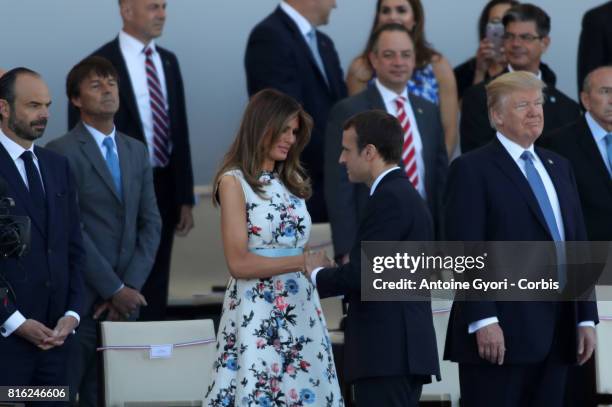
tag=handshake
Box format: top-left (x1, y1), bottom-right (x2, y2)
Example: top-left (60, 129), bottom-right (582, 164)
top-left (302, 249), bottom-right (337, 280)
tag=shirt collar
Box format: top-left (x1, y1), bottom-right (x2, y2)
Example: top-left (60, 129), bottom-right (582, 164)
top-left (496, 131), bottom-right (538, 163)
top-left (82, 122), bottom-right (117, 150)
top-left (584, 112), bottom-right (610, 143)
top-left (507, 64), bottom-right (542, 80)
top-left (280, 1), bottom-right (314, 37)
top-left (119, 30), bottom-right (157, 56)
top-left (375, 78), bottom-right (409, 106)
top-left (0, 128), bottom-right (37, 162)
top-left (370, 166), bottom-right (400, 196)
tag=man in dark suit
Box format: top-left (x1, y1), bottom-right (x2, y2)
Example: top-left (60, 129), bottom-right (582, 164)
top-left (445, 71), bottom-right (598, 406)
top-left (460, 4), bottom-right (580, 154)
top-left (0, 68), bottom-right (85, 387)
top-left (543, 66), bottom-right (612, 241)
top-left (306, 110), bottom-right (440, 407)
top-left (69, 0), bottom-right (194, 321)
top-left (245, 0), bottom-right (347, 222)
top-left (325, 24), bottom-right (447, 261)
top-left (49, 57), bottom-right (162, 405)
top-left (577, 1), bottom-right (612, 95)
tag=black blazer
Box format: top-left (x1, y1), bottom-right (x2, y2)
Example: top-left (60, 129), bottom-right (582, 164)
top-left (324, 84), bottom-right (447, 256)
top-left (443, 139), bottom-right (599, 364)
top-left (540, 116), bottom-right (612, 241)
top-left (316, 169), bottom-right (440, 383)
top-left (245, 6), bottom-right (347, 183)
top-left (460, 65), bottom-right (581, 154)
top-left (0, 144), bottom-right (85, 353)
top-left (577, 1), bottom-right (612, 93)
top-left (68, 38), bottom-right (194, 209)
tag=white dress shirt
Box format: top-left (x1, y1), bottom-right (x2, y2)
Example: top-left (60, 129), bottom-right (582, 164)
top-left (0, 129), bottom-right (80, 337)
top-left (280, 1), bottom-right (314, 41)
top-left (119, 30), bottom-right (168, 167)
top-left (468, 132), bottom-right (593, 333)
top-left (585, 112), bottom-right (612, 175)
top-left (310, 167), bottom-right (401, 286)
top-left (374, 79), bottom-right (427, 199)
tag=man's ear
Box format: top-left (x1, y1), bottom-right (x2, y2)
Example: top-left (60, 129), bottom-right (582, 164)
top-left (71, 96), bottom-right (82, 110)
top-left (540, 36), bottom-right (550, 53)
top-left (580, 91), bottom-right (590, 111)
top-left (0, 99), bottom-right (9, 121)
top-left (491, 108), bottom-right (503, 128)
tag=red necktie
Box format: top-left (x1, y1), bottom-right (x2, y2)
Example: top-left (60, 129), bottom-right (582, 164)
top-left (144, 47), bottom-right (171, 167)
top-left (395, 97), bottom-right (419, 188)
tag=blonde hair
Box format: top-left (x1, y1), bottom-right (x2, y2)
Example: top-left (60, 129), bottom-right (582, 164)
top-left (485, 71), bottom-right (546, 129)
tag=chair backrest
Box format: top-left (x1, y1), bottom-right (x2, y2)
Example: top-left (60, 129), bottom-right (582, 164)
top-left (595, 286), bottom-right (612, 396)
top-left (99, 319), bottom-right (216, 407)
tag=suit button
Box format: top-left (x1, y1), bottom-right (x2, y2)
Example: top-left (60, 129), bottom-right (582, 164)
top-left (0, 327), bottom-right (6, 334)
top-left (44, 281), bottom-right (51, 288)
top-left (47, 249), bottom-right (52, 254)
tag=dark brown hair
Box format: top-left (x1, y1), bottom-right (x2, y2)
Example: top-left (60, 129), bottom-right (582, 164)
top-left (343, 110), bottom-right (403, 164)
top-left (362, 0), bottom-right (437, 69)
top-left (478, 0), bottom-right (519, 40)
top-left (212, 89), bottom-right (313, 204)
top-left (66, 56), bottom-right (119, 103)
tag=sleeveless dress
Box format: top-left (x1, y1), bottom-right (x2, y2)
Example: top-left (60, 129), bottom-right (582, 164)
top-left (408, 63), bottom-right (440, 105)
top-left (205, 169), bottom-right (343, 407)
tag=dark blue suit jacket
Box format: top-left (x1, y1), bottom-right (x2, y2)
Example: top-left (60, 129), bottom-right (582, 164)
top-left (443, 138), bottom-right (599, 364)
top-left (0, 144), bottom-right (85, 349)
top-left (316, 169), bottom-right (440, 383)
top-left (245, 6), bottom-right (347, 220)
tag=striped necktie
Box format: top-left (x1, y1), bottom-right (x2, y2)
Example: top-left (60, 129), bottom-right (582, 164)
top-left (395, 96), bottom-right (419, 189)
top-left (144, 46), bottom-right (172, 167)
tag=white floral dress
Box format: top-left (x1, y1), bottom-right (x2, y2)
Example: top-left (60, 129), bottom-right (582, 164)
top-left (205, 169), bottom-right (343, 407)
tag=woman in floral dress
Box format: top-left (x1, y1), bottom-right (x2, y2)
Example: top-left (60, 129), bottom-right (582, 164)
top-left (205, 89), bottom-right (344, 407)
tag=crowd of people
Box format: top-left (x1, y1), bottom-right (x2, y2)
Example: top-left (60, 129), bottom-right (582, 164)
top-left (0, 0), bottom-right (611, 406)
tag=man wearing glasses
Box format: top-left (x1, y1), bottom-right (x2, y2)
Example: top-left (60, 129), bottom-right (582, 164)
top-left (460, 4), bottom-right (580, 153)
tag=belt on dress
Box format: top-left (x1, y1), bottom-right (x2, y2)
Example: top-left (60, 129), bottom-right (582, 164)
top-left (249, 248), bottom-right (303, 258)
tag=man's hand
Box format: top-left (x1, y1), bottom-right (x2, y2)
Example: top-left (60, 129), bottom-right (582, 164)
top-left (304, 250), bottom-right (334, 278)
top-left (175, 205), bottom-right (194, 236)
top-left (15, 319), bottom-right (56, 350)
top-left (111, 287), bottom-right (147, 319)
top-left (43, 315), bottom-right (79, 347)
top-left (93, 301), bottom-right (124, 321)
top-left (577, 326), bottom-right (596, 365)
top-left (475, 322), bottom-right (505, 365)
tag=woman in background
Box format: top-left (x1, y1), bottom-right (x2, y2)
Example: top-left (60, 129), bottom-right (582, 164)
top-left (205, 89), bottom-right (343, 407)
top-left (454, 0), bottom-right (519, 100)
top-left (346, 0), bottom-right (458, 156)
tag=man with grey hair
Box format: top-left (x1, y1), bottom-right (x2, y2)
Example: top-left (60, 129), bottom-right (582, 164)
top-left (444, 71), bottom-right (598, 406)
top-left (460, 3), bottom-right (580, 153)
top-left (69, 0), bottom-right (195, 321)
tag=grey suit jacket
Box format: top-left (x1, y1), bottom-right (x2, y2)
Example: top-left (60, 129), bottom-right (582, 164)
top-left (46, 122), bottom-right (161, 315)
top-left (324, 84), bottom-right (448, 256)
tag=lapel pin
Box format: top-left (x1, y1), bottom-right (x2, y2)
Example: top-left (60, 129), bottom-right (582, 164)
top-left (549, 96), bottom-right (556, 103)
top-left (547, 159), bottom-right (554, 165)
top-left (417, 108), bottom-right (423, 114)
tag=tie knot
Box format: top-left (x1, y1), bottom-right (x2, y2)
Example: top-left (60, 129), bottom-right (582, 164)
top-left (21, 150), bottom-right (34, 163)
top-left (144, 47), bottom-right (153, 58)
top-left (395, 96), bottom-right (406, 108)
top-left (102, 137), bottom-right (115, 151)
top-left (520, 150), bottom-right (534, 162)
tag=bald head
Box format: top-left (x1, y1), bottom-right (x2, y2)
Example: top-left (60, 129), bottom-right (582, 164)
top-left (120, 0), bottom-right (166, 44)
top-left (581, 66), bottom-right (612, 132)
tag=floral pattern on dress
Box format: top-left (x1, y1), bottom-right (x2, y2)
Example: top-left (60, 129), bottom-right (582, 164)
top-left (408, 63), bottom-right (440, 105)
top-left (205, 169), bottom-right (343, 407)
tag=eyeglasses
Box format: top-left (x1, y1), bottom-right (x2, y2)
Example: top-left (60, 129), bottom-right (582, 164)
top-left (502, 33), bottom-right (542, 43)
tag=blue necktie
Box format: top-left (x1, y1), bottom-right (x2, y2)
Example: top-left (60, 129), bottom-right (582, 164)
top-left (103, 137), bottom-right (122, 200)
top-left (20, 151), bottom-right (46, 213)
top-left (606, 133), bottom-right (612, 177)
top-left (521, 151), bottom-right (565, 288)
top-left (306, 29), bottom-right (329, 85)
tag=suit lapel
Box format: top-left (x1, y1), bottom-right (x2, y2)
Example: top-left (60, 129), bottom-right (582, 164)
top-left (275, 7), bottom-right (331, 93)
top-left (537, 148), bottom-right (575, 240)
top-left (490, 140), bottom-right (552, 238)
top-left (115, 134), bottom-right (131, 210)
top-left (0, 143), bottom-right (46, 236)
top-left (76, 123), bottom-right (122, 203)
top-left (575, 117), bottom-right (612, 193)
top-left (110, 38), bottom-right (145, 141)
top-left (366, 84), bottom-right (386, 110)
